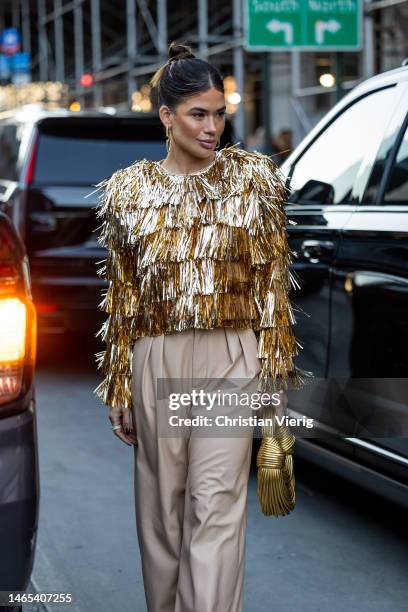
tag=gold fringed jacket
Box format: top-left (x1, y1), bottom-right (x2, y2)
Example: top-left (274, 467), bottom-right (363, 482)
top-left (93, 144), bottom-right (313, 515)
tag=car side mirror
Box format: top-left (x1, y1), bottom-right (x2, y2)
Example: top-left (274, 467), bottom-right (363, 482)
top-left (289, 179), bottom-right (335, 204)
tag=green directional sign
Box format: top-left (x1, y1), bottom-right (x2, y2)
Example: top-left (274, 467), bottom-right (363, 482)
top-left (245, 0), bottom-right (362, 51)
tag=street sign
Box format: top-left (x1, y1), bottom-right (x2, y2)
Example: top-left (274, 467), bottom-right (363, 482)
top-left (245, 0), bottom-right (362, 51)
top-left (10, 52), bottom-right (31, 72)
top-left (10, 52), bottom-right (31, 85)
top-left (1, 28), bottom-right (21, 55)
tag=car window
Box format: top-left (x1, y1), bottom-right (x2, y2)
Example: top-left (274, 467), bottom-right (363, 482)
top-left (383, 121), bottom-right (408, 204)
top-left (33, 122), bottom-right (167, 186)
top-left (288, 86), bottom-right (397, 205)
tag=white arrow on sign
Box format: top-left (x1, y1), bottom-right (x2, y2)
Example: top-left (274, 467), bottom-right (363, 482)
top-left (266, 19), bottom-right (294, 45)
top-left (315, 19), bottom-right (341, 44)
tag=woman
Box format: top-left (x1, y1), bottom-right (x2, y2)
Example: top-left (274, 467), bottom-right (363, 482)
top-left (94, 41), bottom-right (310, 612)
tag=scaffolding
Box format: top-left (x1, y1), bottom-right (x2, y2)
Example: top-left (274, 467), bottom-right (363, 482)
top-left (0, 0), bottom-right (247, 140)
top-left (0, 1), bottom-right (407, 144)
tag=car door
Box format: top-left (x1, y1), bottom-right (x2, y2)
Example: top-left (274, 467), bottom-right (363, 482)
top-left (328, 81), bottom-right (408, 482)
top-left (281, 81), bottom-right (405, 456)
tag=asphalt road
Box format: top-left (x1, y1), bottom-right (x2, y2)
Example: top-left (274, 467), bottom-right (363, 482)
top-left (28, 332), bottom-right (408, 612)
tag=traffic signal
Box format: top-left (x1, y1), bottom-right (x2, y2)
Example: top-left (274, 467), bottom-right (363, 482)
top-left (80, 73), bottom-right (93, 87)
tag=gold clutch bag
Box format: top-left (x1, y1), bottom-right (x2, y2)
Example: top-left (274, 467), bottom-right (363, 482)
top-left (256, 405), bottom-right (296, 517)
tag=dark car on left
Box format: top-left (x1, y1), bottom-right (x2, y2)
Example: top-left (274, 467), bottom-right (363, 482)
top-left (0, 212), bottom-right (38, 612)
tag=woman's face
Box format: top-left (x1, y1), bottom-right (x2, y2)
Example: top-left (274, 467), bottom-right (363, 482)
top-left (160, 87), bottom-right (226, 160)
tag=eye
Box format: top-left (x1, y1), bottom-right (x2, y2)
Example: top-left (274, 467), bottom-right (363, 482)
top-left (218, 110), bottom-right (226, 117)
top-left (192, 113), bottom-right (205, 118)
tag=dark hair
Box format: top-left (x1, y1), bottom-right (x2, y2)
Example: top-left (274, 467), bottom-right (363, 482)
top-left (149, 41), bottom-right (224, 109)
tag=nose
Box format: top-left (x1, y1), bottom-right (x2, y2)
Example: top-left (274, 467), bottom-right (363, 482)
top-left (204, 116), bottom-right (217, 134)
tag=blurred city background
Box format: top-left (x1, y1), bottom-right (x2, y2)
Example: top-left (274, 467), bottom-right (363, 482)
top-left (0, 1), bottom-right (407, 154)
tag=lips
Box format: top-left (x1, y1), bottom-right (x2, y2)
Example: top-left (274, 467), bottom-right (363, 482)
top-left (198, 139), bottom-right (216, 145)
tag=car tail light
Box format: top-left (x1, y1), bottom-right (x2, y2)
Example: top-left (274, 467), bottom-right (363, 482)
top-left (0, 298), bottom-right (26, 403)
top-left (0, 216), bottom-right (37, 406)
top-left (25, 132), bottom-right (38, 186)
top-left (36, 303), bottom-right (59, 313)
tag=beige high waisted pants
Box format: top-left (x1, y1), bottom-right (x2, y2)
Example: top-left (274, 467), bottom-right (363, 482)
top-left (131, 327), bottom-right (262, 612)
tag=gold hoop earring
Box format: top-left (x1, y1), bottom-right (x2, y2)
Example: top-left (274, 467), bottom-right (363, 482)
top-left (215, 136), bottom-right (221, 150)
top-left (166, 126), bottom-right (172, 152)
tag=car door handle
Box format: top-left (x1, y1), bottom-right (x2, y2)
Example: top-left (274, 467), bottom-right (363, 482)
top-left (301, 239), bottom-right (335, 263)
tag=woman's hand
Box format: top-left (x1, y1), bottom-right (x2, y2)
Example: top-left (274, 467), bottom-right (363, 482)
top-left (109, 406), bottom-right (138, 446)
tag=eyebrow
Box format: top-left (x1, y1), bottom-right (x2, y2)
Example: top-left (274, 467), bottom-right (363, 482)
top-left (189, 106), bottom-right (226, 112)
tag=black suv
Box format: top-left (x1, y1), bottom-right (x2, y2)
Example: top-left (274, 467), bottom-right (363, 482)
top-left (281, 65), bottom-right (408, 508)
top-left (0, 212), bottom-right (38, 612)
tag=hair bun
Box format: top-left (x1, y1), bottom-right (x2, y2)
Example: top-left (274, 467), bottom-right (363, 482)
top-left (168, 41), bottom-right (195, 62)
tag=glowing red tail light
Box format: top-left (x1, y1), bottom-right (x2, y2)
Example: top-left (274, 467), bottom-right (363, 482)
top-left (0, 216), bottom-right (37, 405)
